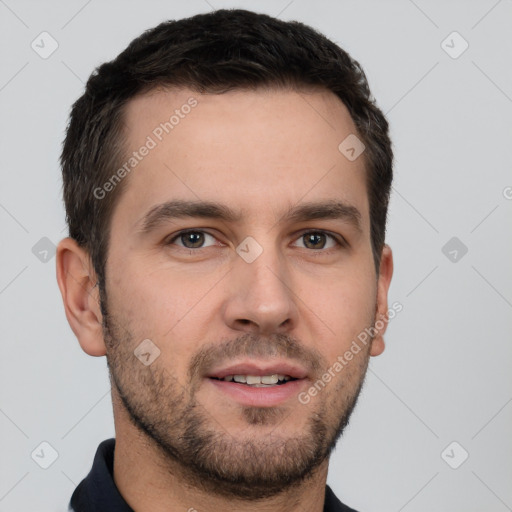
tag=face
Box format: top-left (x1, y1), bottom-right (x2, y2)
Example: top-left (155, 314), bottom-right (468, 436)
top-left (99, 87), bottom-right (391, 499)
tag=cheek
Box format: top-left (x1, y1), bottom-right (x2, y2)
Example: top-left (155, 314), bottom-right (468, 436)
top-left (107, 254), bottom-right (191, 326)
top-left (306, 273), bottom-right (376, 359)
top-left (106, 257), bottom-right (217, 365)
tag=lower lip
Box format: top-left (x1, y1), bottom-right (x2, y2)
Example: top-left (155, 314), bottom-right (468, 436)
top-left (207, 378), bottom-right (307, 407)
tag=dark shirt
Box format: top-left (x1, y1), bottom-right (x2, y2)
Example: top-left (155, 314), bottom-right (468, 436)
top-left (69, 438), bottom-right (359, 512)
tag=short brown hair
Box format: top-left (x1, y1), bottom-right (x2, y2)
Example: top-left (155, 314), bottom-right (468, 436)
top-left (61, 8), bottom-right (393, 302)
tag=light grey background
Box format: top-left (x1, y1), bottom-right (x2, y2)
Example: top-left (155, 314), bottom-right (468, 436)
top-left (1, 1), bottom-right (511, 511)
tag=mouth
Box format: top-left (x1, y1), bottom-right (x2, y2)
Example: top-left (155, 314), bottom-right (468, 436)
top-left (205, 361), bottom-right (309, 407)
top-left (209, 374), bottom-right (299, 387)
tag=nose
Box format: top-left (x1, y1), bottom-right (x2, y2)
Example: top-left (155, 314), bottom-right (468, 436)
top-left (222, 242), bottom-right (299, 335)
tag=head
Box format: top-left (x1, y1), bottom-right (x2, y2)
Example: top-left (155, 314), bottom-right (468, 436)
top-left (57, 8), bottom-right (394, 501)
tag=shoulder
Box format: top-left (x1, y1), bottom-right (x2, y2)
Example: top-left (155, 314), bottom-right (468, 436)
top-left (324, 484), bottom-right (360, 512)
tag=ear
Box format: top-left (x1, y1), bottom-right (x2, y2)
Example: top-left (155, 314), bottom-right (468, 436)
top-left (56, 237), bottom-right (106, 356)
top-left (370, 243), bottom-right (394, 357)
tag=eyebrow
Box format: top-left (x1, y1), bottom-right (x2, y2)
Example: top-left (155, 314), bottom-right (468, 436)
top-left (136, 199), bottom-right (363, 235)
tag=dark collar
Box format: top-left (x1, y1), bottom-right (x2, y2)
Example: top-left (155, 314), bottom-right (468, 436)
top-left (70, 438), bottom-right (358, 512)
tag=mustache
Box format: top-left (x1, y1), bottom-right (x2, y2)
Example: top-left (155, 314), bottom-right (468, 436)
top-left (189, 332), bottom-right (326, 381)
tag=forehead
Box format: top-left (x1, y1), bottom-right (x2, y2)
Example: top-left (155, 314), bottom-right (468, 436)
top-left (112, 86), bottom-right (369, 233)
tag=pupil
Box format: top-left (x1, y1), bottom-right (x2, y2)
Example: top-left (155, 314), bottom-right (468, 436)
top-left (304, 233), bottom-right (325, 249)
top-left (182, 232), bottom-right (204, 248)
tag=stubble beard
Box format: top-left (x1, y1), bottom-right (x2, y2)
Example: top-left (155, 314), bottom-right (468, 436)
top-left (101, 290), bottom-right (372, 500)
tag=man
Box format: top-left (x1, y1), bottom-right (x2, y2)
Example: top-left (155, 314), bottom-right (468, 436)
top-left (56, 8), bottom-right (394, 512)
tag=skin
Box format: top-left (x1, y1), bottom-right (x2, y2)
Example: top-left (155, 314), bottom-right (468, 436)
top-left (56, 87), bottom-right (393, 512)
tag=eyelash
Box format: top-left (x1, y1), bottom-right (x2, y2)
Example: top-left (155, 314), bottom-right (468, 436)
top-left (165, 229), bottom-right (346, 253)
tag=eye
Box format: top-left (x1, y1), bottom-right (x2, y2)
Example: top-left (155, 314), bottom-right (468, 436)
top-left (165, 229), bottom-right (345, 252)
top-left (166, 230), bottom-right (218, 249)
top-left (292, 231), bottom-right (343, 250)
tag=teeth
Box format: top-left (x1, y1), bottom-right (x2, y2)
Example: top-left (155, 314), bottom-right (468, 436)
top-left (246, 375), bottom-right (263, 385)
top-left (226, 374), bottom-right (291, 384)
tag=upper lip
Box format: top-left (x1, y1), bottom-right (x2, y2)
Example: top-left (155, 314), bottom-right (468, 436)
top-left (207, 360), bottom-right (309, 379)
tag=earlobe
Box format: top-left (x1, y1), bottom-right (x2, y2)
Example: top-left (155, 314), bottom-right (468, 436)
top-left (56, 237), bottom-right (107, 356)
top-left (370, 243), bottom-right (394, 357)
